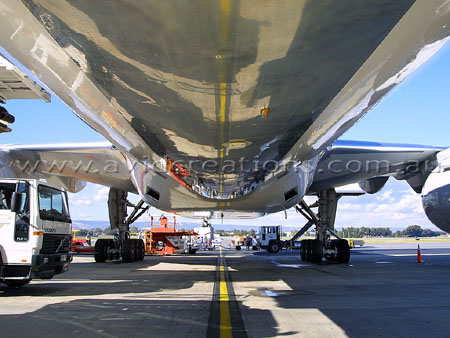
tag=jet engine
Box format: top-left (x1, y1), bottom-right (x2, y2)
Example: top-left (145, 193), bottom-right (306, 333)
top-left (422, 148), bottom-right (450, 233)
top-left (0, 105), bottom-right (15, 133)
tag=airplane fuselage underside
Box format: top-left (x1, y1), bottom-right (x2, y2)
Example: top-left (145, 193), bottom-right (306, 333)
top-left (0, 1), bottom-right (450, 214)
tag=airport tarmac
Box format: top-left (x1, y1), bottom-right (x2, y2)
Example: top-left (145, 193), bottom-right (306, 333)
top-left (1, 243), bottom-right (450, 338)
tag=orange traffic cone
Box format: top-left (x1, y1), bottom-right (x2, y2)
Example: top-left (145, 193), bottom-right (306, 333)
top-left (416, 245), bottom-right (424, 263)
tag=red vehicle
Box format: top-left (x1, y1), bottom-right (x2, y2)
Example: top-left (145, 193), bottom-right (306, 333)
top-left (144, 216), bottom-right (197, 255)
top-left (71, 239), bottom-right (95, 254)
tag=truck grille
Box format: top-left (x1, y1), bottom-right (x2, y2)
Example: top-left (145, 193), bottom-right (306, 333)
top-left (40, 234), bottom-right (72, 254)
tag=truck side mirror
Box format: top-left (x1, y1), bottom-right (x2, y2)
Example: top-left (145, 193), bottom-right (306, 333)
top-left (11, 192), bottom-right (24, 213)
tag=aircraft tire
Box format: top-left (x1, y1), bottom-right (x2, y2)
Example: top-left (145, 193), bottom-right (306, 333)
top-left (105, 239), bottom-right (115, 260)
top-left (311, 240), bottom-right (323, 264)
top-left (94, 239), bottom-right (108, 262)
top-left (122, 239), bottom-right (135, 263)
top-left (305, 240), bottom-right (312, 261)
top-left (337, 239), bottom-right (350, 263)
top-left (132, 239), bottom-right (140, 261)
top-left (300, 240), bottom-right (307, 261)
top-left (324, 239), bottom-right (338, 262)
top-left (138, 240), bottom-right (145, 260)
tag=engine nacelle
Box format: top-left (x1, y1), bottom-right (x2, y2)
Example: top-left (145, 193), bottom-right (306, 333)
top-left (422, 148), bottom-right (450, 233)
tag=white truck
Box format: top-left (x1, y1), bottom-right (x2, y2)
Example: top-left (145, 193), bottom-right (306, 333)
top-left (0, 179), bottom-right (73, 287)
top-left (259, 225), bottom-right (282, 253)
top-left (194, 224), bottom-right (218, 250)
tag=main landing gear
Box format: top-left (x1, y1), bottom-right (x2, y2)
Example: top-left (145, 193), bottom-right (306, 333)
top-left (94, 188), bottom-right (148, 263)
top-left (296, 189), bottom-right (351, 264)
top-left (94, 237), bottom-right (145, 263)
top-left (300, 238), bottom-right (350, 264)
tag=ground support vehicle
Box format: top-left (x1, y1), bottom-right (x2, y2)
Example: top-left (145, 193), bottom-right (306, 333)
top-left (258, 223), bottom-right (351, 264)
top-left (144, 217), bottom-right (198, 255)
top-left (0, 179), bottom-right (72, 287)
top-left (348, 239), bottom-right (365, 248)
top-left (259, 226), bottom-right (284, 253)
top-left (233, 236), bottom-right (245, 250)
top-left (193, 224), bottom-right (218, 250)
top-left (71, 239), bottom-right (95, 254)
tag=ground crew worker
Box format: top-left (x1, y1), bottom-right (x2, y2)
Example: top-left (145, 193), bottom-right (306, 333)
top-left (245, 235), bottom-right (251, 250)
top-left (86, 233), bottom-right (91, 246)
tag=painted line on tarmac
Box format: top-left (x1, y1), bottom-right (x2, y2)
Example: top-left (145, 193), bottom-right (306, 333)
top-left (270, 259), bottom-right (310, 269)
top-left (207, 247), bottom-right (247, 338)
top-left (386, 253), bottom-right (450, 256)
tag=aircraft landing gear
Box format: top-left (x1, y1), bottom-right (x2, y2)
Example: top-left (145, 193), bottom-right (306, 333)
top-left (297, 189), bottom-right (351, 264)
top-left (94, 188), bottom-right (148, 263)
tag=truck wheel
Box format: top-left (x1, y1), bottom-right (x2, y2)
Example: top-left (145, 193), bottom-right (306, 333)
top-left (94, 239), bottom-right (108, 262)
top-left (4, 280), bottom-right (30, 288)
top-left (336, 239), bottom-right (350, 263)
top-left (311, 240), bottom-right (323, 264)
top-left (235, 245), bottom-right (241, 251)
top-left (122, 239), bottom-right (135, 263)
top-left (268, 241), bottom-right (281, 254)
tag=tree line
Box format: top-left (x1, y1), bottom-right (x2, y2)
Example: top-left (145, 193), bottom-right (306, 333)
top-left (73, 225), bottom-right (445, 238)
top-left (73, 226), bottom-right (140, 236)
top-left (336, 225), bottom-right (444, 238)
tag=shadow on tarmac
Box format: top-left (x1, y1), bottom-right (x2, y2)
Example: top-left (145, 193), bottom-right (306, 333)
top-left (1, 247), bottom-right (450, 337)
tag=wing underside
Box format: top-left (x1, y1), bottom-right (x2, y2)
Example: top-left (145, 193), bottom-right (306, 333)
top-left (309, 140), bottom-right (446, 195)
top-left (0, 142), bottom-right (134, 193)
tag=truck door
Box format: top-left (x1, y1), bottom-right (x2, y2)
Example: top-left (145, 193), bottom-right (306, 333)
top-left (0, 182), bottom-right (31, 264)
top-left (36, 185), bottom-right (72, 254)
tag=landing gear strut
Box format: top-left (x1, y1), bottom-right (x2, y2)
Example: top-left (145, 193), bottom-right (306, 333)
top-left (296, 189), bottom-right (350, 264)
top-left (94, 188), bottom-right (148, 263)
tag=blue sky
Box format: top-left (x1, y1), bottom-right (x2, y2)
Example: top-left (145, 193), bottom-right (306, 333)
top-left (2, 43), bottom-right (450, 230)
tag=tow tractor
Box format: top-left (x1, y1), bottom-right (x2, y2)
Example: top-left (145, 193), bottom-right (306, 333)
top-left (143, 216), bottom-right (199, 255)
top-left (258, 225), bottom-right (302, 253)
top-left (0, 179), bottom-right (73, 287)
top-left (259, 225), bottom-right (285, 253)
top-left (258, 223), bottom-right (358, 264)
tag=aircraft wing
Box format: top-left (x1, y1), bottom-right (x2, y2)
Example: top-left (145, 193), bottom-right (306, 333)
top-left (1, 139), bottom-right (450, 232)
top-left (0, 142), bottom-right (134, 193)
top-left (0, 138), bottom-right (445, 201)
top-left (309, 140), bottom-right (447, 195)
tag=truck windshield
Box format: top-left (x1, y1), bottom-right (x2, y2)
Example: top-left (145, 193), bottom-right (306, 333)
top-left (0, 182), bottom-right (28, 212)
top-left (38, 185), bottom-right (71, 222)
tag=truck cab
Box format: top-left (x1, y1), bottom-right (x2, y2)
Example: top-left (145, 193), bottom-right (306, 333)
top-left (0, 179), bottom-right (73, 287)
top-left (259, 225), bottom-right (281, 253)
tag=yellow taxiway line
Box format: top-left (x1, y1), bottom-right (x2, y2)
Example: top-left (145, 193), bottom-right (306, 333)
top-left (219, 247), bottom-right (233, 338)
